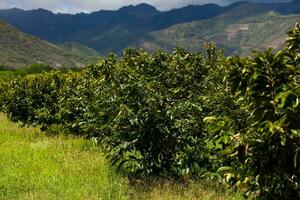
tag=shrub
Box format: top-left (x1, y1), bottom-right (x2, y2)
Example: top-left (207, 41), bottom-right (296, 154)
top-left (3, 24), bottom-right (299, 198)
top-left (76, 48), bottom-right (221, 177)
top-left (5, 71), bottom-right (64, 129)
top-left (206, 24), bottom-right (300, 199)
top-left (0, 80), bottom-right (9, 112)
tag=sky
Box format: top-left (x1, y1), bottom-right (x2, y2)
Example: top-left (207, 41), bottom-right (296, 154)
top-left (0, 0), bottom-right (292, 13)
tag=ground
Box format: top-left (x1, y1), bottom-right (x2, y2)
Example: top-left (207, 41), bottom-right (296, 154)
top-left (0, 113), bottom-right (243, 200)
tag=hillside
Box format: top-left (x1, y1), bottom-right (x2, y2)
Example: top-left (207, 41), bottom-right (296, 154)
top-left (0, 1), bottom-right (299, 55)
top-left (137, 9), bottom-right (300, 55)
top-left (0, 20), bottom-right (84, 68)
top-left (58, 42), bottom-right (101, 64)
top-left (0, 3), bottom-right (236, 55)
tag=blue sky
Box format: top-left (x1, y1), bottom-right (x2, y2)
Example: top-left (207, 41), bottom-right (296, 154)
top-left (0, 0), bottom-right (292, 13)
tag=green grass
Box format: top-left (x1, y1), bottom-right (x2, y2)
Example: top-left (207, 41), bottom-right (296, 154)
top-left (0, 114), bottom-right (127, 200)
top-left (0, 64), bottom-right (77, 81)
top-left (0, 113), bottom-right (243, 200)
top-left (0, 71), bottom-right (15, 79)
top-left (129, 180), bottom-right (244, 200)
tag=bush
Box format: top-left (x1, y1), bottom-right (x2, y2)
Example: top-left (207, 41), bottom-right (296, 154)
top-left (3, 47), bottom-right (226, 177)
top-left (0, 80), bottom-right (9, 112)
top-left (65, 48), bottom-right (225, 177)
top-left (206, 24), bottom-right (300, 199)
top-left (4, 71), bottom-right (64, 129)
top-left (2, 23), bottom-right (299, 199)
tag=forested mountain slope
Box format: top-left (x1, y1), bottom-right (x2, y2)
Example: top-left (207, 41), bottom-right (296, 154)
top-left (136, 8), bottom-right (300, 55)
top-left (0, 20), bottom-right (84, 68)
top-left (0, 0), bottom-right (299, 55)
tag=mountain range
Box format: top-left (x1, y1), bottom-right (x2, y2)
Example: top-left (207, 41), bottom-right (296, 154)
top-left (0, 20), bottom-right (88, 68)
top-left (137, 4), bottom-right (300, 55)
top-left (0, 0), bottom-right (299, 67)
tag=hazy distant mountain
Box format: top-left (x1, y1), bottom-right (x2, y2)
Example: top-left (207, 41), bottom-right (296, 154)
top-left (58, 42), bottom-right (101, 64)
top-left (0, 20), bottom-right (84, 68)
top-left (0, 0), bottom-right (299, 55)
top-left (0, 3), bottom-right (235, 55)
top-left (136, 6), bottom-right (300, 55)
top-left (250, 0), bottom-right (292, 3)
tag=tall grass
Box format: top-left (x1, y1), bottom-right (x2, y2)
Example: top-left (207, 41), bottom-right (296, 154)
top-left (0, 113), bottom-right (127, 200)
top-left (128, 179), bottom-right (244, 200)
top-left (0, 113), bottom-right (243, 199)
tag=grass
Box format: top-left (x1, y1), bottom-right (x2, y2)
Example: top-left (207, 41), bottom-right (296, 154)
top-left (0, 65), bottom-right (77, 80)
top-left (0, 113), bottom-right (243, 200)
top-left (0, 114), bottom-right (127, 200)
top-left (129, 180), bottom-right (244, 200)
top-left (0, 71), bottom-right (15, 79)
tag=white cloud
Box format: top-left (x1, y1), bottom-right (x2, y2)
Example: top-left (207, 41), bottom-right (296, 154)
top-left (0, 0), bottom-right (290, 13)
top-left (0, 0), bottom-right (9, 8)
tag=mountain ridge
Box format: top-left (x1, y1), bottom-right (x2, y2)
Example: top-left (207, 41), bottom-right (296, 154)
top-left (0, 20), bottom-right (86, 68)
top-left (0, 0), bottom-right (295, 14)
top-left (0, 0), bottom-right (299, 56)
top-left (137, 10), bottom-right (299, 55)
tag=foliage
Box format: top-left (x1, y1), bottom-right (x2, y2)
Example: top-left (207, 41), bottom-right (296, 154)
top-left (56, 68), bottom-right (102, 136)
top-left (1, 23), bottom-right (300, 199)
top-left (205, 24), bottom-right (300, 199)
top-left (4, 72), bottom-right (64, 129)
top-left (0, 64), bottom-right (75, 81)
top-left (2, 46), bottom-right (226, 177)
top-left (0, 80), bottom-right (8, 112)
top-left (57, 47), bottom-right (225, 177)
top-left (97, 48), bottom-right (210, 177)
top-left (17, 64), bottom-right (56, 74)
top-left (0, 113), bottom-right (243, 200)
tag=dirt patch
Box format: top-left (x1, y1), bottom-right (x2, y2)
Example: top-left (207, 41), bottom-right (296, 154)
top-left (225, 23), bottom-right (250, 40)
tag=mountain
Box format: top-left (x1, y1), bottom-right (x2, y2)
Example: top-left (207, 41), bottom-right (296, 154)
top-left (0, 0), bottom-right (299, 55)
top-left (137, 7), bottom-right (300, 55)
top-left (58, 42), bottom-right (101, 64)
top-left (0, 3), bottom-right (232, 55)
top-left (250, 0), bottom-right (292, 2)
top-left (0, 2), bottom-right (260, 55)
top-left (0, 20), bottom-right (84, 68)
top-left (258, 0), bottom-right (300, 14)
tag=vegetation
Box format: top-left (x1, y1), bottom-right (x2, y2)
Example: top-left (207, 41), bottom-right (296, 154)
top-left (0, 64), bottom-right (73, 80)
top-left (0, 70), bottom-right (15, 79)
top-left (58, 42), bottom-right (101, 64)
top-left (0, 113), bottom-right (127, 200)
top-left (139, 10), bottom-right (300, 55)
top-left (205, 24), bottom-right (300, 199)
top-left (0, 113), bottom-right (243, 199)
top-left (0, 24), bottom-right (299, 199)
top-left (0, 20), bottom-right (84, 68)
top-left (0, 1), bottom-right (298, 55)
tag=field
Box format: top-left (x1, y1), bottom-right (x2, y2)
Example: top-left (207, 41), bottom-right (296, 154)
top-left (0, 113), bottom-right (127, 200)
top-left (0, 113), bottom-right (243, 200)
